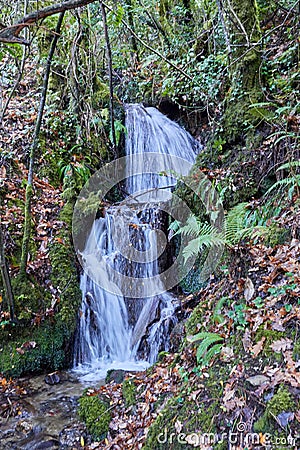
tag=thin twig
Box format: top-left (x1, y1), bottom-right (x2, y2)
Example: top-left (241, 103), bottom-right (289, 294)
top-left (102, 2), bottom-right (192, 81)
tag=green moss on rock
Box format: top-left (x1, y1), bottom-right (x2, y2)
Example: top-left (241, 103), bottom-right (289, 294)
top-left (78, 394), bottom-right (111, 440)
top-left (254, 385), bottom-right (296, 433)
top-left (0, 320), bottom-right (68, 377)
top-left (49, 202), bottom-right (81, 331)
top-left (122, 378), bottom-right (137, 407)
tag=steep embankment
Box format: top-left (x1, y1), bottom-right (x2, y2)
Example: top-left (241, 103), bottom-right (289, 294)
top-left (69, 196), bottom-right (299, 449)
top-left (0, 58), bottom-right (81, 376)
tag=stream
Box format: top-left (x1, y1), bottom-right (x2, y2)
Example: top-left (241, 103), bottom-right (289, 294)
top-left (0, 372), bottom-right (96, 450)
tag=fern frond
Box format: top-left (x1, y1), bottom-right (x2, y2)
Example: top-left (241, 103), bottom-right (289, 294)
top-left (276, 161), bottom-right (300, 171)
top-left (266, 176), bottom-right (300, 194)
top-left (188, 332), bottom-right (223, 367)
top-left (225, 202), bottom-right (251, 244)
top-left (183, 230), bottom-right (225, 262)
top-left (176, 215), bottom-right (207, 238)
top-left (187, 331), bottom-right (223, 343)
top-left (199, 343), bottom-right (223, 367)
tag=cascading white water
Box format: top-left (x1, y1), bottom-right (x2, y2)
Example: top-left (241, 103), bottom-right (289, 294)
top-left (73, 104), bottom-right (200, 381)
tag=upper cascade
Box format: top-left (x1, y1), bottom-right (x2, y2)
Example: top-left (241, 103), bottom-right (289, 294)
top-left (125, 104), bottom-right (201, 199)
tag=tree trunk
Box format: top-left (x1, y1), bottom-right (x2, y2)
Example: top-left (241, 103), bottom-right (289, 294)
top-left (101, 2), bottom-right (117, 157)
top-left (221, 0), bottom-right (261, 142)
top-left (19, 12), bottom-right (65, 278)
top-left (0, 0), bottom-right (96, 44)
top-left (0, 219), bottom-right (15, 321)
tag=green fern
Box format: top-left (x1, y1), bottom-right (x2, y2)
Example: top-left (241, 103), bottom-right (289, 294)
top-left (265, 160), bottom-right (300, 200)
top-left (212, 297), bottom-right (227, 324)
top-left (187, 332), bottom-right (223, 367)
top-left (172, 202), bottom-right (265, 264)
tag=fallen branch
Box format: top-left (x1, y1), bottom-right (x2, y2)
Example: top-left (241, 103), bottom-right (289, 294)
top-left (0, 0), bottom-right (96, 45)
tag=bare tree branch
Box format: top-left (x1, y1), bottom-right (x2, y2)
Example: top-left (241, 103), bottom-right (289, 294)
top-left (0, 0), bottom-right (96, 45)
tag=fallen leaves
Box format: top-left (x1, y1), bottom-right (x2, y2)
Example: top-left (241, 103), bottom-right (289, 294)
top-left (243, 277), bottom-right (255, 302)
top-left (84, 354), bottom-right (180, 449)
top-left (270, 338), bottom-right (292, 353)
top-left (250, 337), bottom-right (266, 357)
top-left (0, 375), bottom-right (29, 418)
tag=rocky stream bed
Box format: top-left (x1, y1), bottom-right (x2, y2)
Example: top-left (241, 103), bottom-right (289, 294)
top-left (0, 372), bottom-right (97, 449)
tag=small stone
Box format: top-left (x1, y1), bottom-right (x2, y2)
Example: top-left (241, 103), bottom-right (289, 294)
top-left (105, 369), bottom-right (125, 384)
top-left (44, 371), bottom-right (61, 385)
top-left (246, 375), bottom-right (269, 386)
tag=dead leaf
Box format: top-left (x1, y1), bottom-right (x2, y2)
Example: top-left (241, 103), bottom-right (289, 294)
top-left (221, 346), bottom-right (234, 360)
top-left (242, 330), bottom-right (252, 352)
top-left (175, 420), bottom-right (182, 433)
top-left (271, 320), bottom-right (285, 331)
top-left (223, 388), bottom-right (235, 402)
top-left (246, 375), bottom-right (269, 386)
top-left (16, 348), bottom-right (25, 355)
top-left (250, 337), bottom-right (266, 357)
top-left (244, 277), bottom-right (255, 301)
top-left (270, 338), bottom-right (292, 353)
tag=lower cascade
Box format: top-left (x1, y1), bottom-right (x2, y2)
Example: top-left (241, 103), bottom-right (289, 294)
top-left (73, 104), bottom-right (200, 381)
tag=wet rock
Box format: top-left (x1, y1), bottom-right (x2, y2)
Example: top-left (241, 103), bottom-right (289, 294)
top-left (22, 437), bottom-right (60, 449)
top-left (169, 321), bottom-right (185, 352)
top-left (59, 422), bottom-right (90, 449)
top-left (44, 372), bottom-right (66, 385)
top-left (105, 369), bottom-right (126, 384)
top-left (33, 439), bottom-right (60, 449)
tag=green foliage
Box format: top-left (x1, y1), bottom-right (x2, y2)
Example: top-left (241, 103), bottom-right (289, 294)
top-left (109, 120), bottom-right (127, 147)
top-left (175, 217), bottom-right (225, 263)
top-left (58, 157), bottom-right (91, 186)
top-left (172, 201), bottom-right (268, 267)
top-left (187, 332), bottom-right (223, 367)
top-left (265, 161), bottom-right (300, 200)
top-left (226, 303), bottom-right (248, 329)
top-left (78, 394), bottom-right (111, 440)
top-left (212, 297), bottom-right (227, 324)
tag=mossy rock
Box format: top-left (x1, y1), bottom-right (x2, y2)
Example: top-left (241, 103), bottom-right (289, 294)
top-left (0, 320), bottom-right (69, 377)
top-left (254, 385), bottom-right (296, 433)
top-left (122, 378), bottom-right (137, 407)
top-left (184, 301), bottom-right (206, 336)
top-left (143, 392), bottom-right (222, 450)
top-left (0, 201), bottom-right (82, 377)
top-left (49, 202), bottom-right (81, 331)
top-left (105, 369), bottom-right (125, 384)
top-left (78, 394), bottom-right (111, 440)
top-left (255, 327), bottom-right (285, 361)
top-left (11, 275), bottom-right (51, 320)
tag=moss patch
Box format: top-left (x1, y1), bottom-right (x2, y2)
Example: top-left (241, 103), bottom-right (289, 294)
top-left (254, 385), bottom-right (296, 433)
top-left (0, 320), bottom-right (68, 377)
top-left (122, 378), bottom-right (137, 407)
top-left (78, 393), bottom-right (111, 440)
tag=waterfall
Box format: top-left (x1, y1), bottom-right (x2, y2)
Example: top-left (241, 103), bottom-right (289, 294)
top-left (73, 104), bottom-right (200, 381)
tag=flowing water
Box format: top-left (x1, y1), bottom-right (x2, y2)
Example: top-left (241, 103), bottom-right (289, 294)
top-left (73, 105), bottom-right (200, 382)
